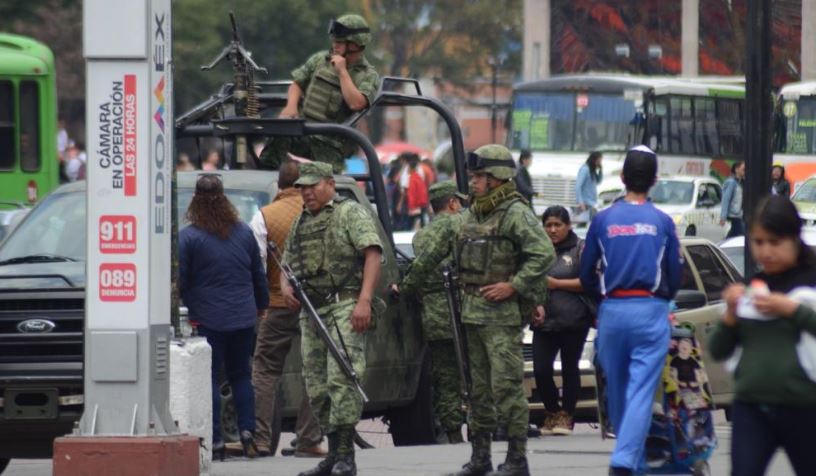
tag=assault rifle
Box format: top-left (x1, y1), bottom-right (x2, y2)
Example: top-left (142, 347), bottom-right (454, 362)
top-left (267, 242), bottom-right (369, 403)
top-left (442, 265), bottom-right (471, 409)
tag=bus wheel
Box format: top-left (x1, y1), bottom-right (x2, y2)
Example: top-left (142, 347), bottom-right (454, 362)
top-left (685, 225), bottom-right (696, 237)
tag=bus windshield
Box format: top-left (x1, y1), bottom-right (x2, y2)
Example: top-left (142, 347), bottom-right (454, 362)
top-left (781, 97), bottom-right (816, 155)
top-left (509, 92), bottom-right (639, 153)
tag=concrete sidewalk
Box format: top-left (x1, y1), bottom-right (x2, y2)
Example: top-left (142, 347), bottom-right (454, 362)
top-left (6, 417), bottom-right (796, 475)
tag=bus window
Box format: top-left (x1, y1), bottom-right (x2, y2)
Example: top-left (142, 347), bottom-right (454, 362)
top-left (574, 95), bottom-right (637, 151)
top-left (509, 93), bottom-right (573, 151)
top-left (718, 99), bottom-right (743, 157)
top-left (20, 80), bottom-right (40, 172)
top-left (669, 96), bottom-right (695, 154)
top-left (694, 98), bottom-right (718, 156)
top-left (783, 98), bottom-right (816, 154)
top-left (0, 80), bottom-right (13, 170)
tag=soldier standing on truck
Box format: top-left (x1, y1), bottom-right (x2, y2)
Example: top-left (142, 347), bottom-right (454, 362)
top-left (282, 161), bottom-right (383, 476)
top-left (394, 180), bottom-right (470, 444)
top-left (451, 145), bottom-right (554, 476)
top-left (260, 14), bottom-right (380, 173)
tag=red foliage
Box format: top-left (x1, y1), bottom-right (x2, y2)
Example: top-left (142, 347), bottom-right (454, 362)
top-left (589, 4), bottom-right (627, 34)
top-left (700, 52), bottom-right (733, 75)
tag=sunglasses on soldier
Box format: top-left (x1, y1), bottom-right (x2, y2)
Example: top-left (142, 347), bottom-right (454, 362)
top-left (327, 19), bottom-right (370, 38)
top-left (466, 152), bottom-right (516, 171)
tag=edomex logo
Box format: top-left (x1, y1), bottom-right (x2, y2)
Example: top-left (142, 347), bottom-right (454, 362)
top-left (152, 11), bottom-right (168, 234)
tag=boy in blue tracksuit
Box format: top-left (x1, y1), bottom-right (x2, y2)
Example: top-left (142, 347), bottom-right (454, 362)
top-left (580, 145), bottom-right (683, 476)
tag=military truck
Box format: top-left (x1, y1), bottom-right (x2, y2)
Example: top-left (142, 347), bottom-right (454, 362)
top-left (0, 28), bottom-right (469, 470)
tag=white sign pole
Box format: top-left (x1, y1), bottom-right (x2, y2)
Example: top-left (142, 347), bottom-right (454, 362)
top-left (80, 0), bottom-right (174, 437)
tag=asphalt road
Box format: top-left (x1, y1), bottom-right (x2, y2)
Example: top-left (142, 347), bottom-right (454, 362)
top-left (5, 411), bottom-right (796, 476)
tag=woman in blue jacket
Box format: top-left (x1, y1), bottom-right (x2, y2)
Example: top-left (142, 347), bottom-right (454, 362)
top-left (180, 174), bottom-right (269, 459)
top-left (575, 151), bottom-right (603, 221)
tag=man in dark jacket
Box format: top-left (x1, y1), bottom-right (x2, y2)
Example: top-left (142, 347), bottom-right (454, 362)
top-left (515, 149), bottom-right (535, 204)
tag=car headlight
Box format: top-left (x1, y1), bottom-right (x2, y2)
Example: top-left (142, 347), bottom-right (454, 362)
top-left (672, 214), bottom-right (684, 225)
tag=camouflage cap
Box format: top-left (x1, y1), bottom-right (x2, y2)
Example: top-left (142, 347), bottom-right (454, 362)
top-left (468, 144), bottom-right (516, 180)
top-left (295, 161), bottom-right (333, 186)
top-left (428, 180), bottom-right (468, 202)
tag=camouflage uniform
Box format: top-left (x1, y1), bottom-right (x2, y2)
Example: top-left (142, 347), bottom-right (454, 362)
top-left (453, 145), bottom-right (554, 476)
top-left (283, 161), bottom-right (382, 476)
top-left (400, 181), bottom-right (469, 440)
top-left (260, 15), bottom-right (380, 174)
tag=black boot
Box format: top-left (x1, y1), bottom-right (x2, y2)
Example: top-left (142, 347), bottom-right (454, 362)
top-left (330, 426), bottom-right (357, 476)
top-left (447, 432), bottom-right (493, 476)
top-left (487, 437), bottom-right (529, 476)
top-left (298, 431), bottom-right (337, 476)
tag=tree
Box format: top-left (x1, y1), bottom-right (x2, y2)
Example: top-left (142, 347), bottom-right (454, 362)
top-left (173, 0), bottom-right (353, 113)
top-left (363, 0), bottom-right (522, 83)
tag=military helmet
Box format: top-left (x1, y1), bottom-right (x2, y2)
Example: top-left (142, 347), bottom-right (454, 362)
top-left (329, 14), bottom-right (372, 47)
top-left (468, 144), bottom-right (516, 180)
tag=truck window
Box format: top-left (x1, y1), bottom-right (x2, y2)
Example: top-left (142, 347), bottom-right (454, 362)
top-left (687, 244), bottom-right (732, 301)
top-left (0, 80), bottom-right (13, 170)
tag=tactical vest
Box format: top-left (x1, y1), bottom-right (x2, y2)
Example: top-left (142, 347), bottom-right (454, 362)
top-left (456, 199), bottom-right (520, 286)
top-left (302, 60), bottom-right (346, 123)
top-left (288, 198), bottom-right (362, 303)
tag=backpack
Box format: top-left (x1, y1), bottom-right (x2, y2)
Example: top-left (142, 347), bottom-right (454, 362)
top-left (406, 171), bottom-right (429, 210)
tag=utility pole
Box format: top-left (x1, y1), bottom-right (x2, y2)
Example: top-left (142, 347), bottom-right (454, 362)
top-left (489, 58), bottom-right (499, 144)
top-left (743, 0), bottom-right (773, 276)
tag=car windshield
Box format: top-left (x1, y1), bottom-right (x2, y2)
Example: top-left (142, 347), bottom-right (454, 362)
top-left (793, 179), bottom-right (816, 203)
top-left (0, 191), bottom-right (86, 262)
top-left (0, 188), bottom-right (270, 262)
top-left (650, 180), bottom-right (695, 205)
top-left (508, 92), bottom-right (638, 152)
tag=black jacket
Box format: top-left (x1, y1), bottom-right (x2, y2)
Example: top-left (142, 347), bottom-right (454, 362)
top-left (537, 231), bottom-right (592, 332)
top-left (516, 167), bottom-right (534, 203)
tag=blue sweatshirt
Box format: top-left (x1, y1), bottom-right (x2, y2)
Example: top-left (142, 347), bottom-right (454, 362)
top-left (180, 222), bottom-right (269, 331)
top-left (579, 200), bottom-right (683, 300)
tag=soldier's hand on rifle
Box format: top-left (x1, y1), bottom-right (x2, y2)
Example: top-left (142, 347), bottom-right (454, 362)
top-left (531, 305), bottom-right (546, 327)
top-left (480, 282), bottom-right (516, 302)
top-left (282, 282), bottom-right (301, 310)
top-left (390, 283), bottom-right (400, 296)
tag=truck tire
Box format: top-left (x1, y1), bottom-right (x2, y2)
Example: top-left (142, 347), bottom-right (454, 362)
top-left (0, 458), bottom-right (9, 474)
top-left (388, 349), bottom-right (436, 446)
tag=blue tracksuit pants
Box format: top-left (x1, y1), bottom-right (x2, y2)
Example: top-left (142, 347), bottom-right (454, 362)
top-left (597, 297), bottom-right (670, 473)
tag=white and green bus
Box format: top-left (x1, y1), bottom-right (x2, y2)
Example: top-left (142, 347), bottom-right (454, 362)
top-left (507, 74), bottom-right (745, 213)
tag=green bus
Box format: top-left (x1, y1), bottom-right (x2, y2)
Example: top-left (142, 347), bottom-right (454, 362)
top-left (0, 33), bottom-right (58, 206)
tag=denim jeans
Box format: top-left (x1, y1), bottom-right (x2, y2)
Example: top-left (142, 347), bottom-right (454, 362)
top-left (731, 401), bottom-right (816, 476)
top-left (198, 325), bottom-right (256, 443)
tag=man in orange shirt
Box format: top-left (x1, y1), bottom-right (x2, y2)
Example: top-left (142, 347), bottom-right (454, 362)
top-left (249, 160), bottom-right (324, 457)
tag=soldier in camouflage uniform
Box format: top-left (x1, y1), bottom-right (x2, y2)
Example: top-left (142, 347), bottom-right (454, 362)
top-left (261, 14), bottom-right (380, 173)
top-left (397, 180), bottom-right (470, 444)
top-left (282, 161), bottom-right (383, 476)
top-left (453, 145), bottom-right (554, 476)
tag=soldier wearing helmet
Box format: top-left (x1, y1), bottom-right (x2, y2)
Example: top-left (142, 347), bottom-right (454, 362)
top-left (260, 14), bottom-right (379, 173)
top-left (448, 144), bottom-right (554, 476)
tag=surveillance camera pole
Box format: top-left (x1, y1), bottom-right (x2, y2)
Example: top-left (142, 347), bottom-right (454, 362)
top-left (54, 1), bottom-right (198, 473)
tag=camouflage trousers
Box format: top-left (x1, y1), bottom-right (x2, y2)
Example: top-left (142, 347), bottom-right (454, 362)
top-left (465, 324), bottom-right (528, 438)
top-left (259, 136), bottom-right (345, 173)
top-left (429, 339), bottom-right (465, 432)
top-left (300, 299), bottom-right (366, 433)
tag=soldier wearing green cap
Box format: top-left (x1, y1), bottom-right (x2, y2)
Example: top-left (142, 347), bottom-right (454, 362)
top-left (260, 14), bottom-right (380, 174)
top-left (395, 180), bottom-right (469, 443)
top-left (452, 144), bottom-right (554, 476)
top-left (282, 161), bottom-right (383, 476)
